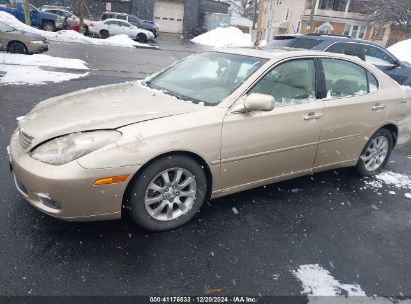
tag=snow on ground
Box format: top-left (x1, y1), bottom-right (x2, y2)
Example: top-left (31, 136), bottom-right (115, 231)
top-left (191, 26), bottom-right (266, 48)
top-left (292, 264), bottom-right (365, 296)
top-left (0, 53), bottom-right (87, 70)
top-left (388, 39), bottom-right (411, 64)
top-left (363, 171), bottom-right (411, 190)
top-left (0, 53), bottom-right (89, 85)
top-left (0, 12), bottom-right (156, 49)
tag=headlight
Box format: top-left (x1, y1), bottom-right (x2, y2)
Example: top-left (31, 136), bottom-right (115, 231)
top-left (31, 131), bottom-right (121, 165)
top-left (30, 40), bottom-right (46, 44)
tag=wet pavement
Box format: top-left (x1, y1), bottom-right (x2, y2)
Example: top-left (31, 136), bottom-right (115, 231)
top-left (0, 35), bottom-right (411, 299)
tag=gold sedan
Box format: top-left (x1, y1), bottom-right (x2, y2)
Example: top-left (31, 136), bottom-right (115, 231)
top-left (8, 48), bottom-right (411, 231)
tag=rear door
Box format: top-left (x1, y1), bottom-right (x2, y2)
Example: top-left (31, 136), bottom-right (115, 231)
top-left (221, 58), bottom-right (324, 190)
top-left (314, 58), bottom-right (388, 171)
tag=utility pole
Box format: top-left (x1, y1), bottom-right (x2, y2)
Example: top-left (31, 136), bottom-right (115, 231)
top-left (252, 0), bottom-right (257, 29)
top-left (254, 0), bottom-right (264, 46)
top-left (308, 0), bottom-right (318, 33)
top-left (78, 0), bottom-right (85, 32)
top-left (23, 0), bottom-right (30, 26)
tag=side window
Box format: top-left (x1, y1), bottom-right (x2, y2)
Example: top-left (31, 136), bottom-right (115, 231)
top-left (367, 71), bottom-right (379, 93)
top-left (362, 45), bottom-right (396, 66)
top-left (326, 43), bottom-right (359, 58)
top-left (101, 14), bottom-right (108, 20)
top-left (118, 15), bottom-right (127, 20)
top-left (249, 59), bottom-right (317, 106)
top-left (322, 58), bottom-right (368, 98)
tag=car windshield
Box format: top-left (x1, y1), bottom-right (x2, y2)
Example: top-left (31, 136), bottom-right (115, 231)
top-left (0, 21), bottom-right (15, 32)
top-left (128, 15), bottom-right (141, 24)
top-left (146, 52), bottom-right (267, 105)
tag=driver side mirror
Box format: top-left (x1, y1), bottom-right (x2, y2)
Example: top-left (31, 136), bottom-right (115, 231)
top-left (231, 93), bottom-right (275, 113)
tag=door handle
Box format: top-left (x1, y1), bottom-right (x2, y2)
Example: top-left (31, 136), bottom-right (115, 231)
top-left (304, 112), bottom-right (322, 121)
top-left (372, 104), bottom-right (385, 110)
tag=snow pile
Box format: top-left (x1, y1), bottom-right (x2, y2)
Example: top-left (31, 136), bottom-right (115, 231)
top-left (0, 53), bottom-right (88, 70)
top-left (192, 26), bottom-right (266, 48)
top-left (388, 39), bottom-right (411, 64)
top-left (0, 53), bottom-right (89, 85)
top-left (363, 171), bottom-right (411, 190)
top-left (0, 12), bottom-right (156, 48)
top-left (292, 264), bottom-right (365, 296)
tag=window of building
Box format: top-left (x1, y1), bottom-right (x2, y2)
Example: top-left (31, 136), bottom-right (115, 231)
top-left (285, 8), bottom-right (289, 21)
top-left (372, 27), bottom-right (386, 41)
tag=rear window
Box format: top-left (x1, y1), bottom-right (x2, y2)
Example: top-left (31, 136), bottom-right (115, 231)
top-left (290, 38), bottom-right (324, 49)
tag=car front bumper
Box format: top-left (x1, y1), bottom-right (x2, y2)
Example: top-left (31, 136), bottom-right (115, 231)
top-left (9, 130), bottom-right (139, 221)
top-left (26, 42), bottom-right (49, 54)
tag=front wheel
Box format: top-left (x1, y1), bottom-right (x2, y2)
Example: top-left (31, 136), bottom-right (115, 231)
top-left (7, 41), bottom-right (27, 54)
top-left (100, 30), bottom-right (109, 39)
top-left (127, 155), bottom-right (207, 231)
top-left (136, 33), bottom-right (147, 43)
top-left (356, 128), bottom-right (393, 176)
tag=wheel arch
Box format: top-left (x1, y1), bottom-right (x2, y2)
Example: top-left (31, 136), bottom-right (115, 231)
top-left (122, 150), bottom-right (213, 208)
top-left (6, 40), bottom-right (27, 52)
top-left (380, 123), bottom-right (398, 147)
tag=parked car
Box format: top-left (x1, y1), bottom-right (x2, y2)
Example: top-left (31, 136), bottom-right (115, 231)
top-left (8, 48), bottom-right (411, 231)
top-left (92, 18), bottom-right (154, 42)
top-left (266, 33), bottom-right (411, 86)
top-left (0, 20), bottom-right (48, 54)
top-left (39, 5), bottom-right (94, 34)
top-left (101, 11), bottom-right (159, 37)
top-left (0, 1), bottom-right (64, 31)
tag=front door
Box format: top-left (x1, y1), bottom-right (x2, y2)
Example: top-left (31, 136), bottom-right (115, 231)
top-left (221, 58), bottom-right (324, 191)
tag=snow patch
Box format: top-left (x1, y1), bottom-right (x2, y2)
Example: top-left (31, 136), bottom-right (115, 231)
top-left (388, 39), bottom-right (411, 65)
top-left (292, 264), bottom-right (365, 296)
top-left (363, 171), bottom-right (411, 191)
top-left (192, 26), bottom-right (266, 48)
top-left (0, 53), bottom-right (88, 70)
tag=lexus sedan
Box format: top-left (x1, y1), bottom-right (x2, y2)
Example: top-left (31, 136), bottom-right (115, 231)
top-left (8, 49), bottom-right (411, 231)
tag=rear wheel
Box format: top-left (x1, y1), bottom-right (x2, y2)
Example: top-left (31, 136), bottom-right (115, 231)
top-left (136, 33), bottom-right (147, 43)
top-left (7, 42), bottom-right (27, 54)
top-left (127, 155), bottom-right (207, 231)
top-left (42, 21), bottom-right (56, 32)
top-left (356, 128), bottom-right (393, 176)
top-left (100, 30), bottom-right (109, 39)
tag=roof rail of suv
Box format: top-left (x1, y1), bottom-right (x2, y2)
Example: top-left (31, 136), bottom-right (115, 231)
top-left (306, 33), bottom-right (352, 38)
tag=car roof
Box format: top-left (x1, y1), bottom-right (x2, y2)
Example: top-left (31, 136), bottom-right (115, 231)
top-left (102, 11), bottom-right (128, 16)
top-left (280, 34), bottom-right (384, 48)
top-left (103, 18), bottom-right (131, 23)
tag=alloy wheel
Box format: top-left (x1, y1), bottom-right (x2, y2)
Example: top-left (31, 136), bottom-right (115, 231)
top-left (144, 167), bottom-right (197, 221)
top-left (362, 135), bottom-right (389, 172)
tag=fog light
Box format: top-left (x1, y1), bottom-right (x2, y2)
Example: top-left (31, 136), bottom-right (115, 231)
top-left (36, 193), bottom-right (61, 210)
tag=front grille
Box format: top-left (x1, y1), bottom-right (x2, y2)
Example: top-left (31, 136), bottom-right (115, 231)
top-left (19, 129), bottom-right (33, 149)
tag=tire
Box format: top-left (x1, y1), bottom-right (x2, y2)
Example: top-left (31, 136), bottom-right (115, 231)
top-left (356, 128), bottom-right (393, 176)
top-left (136, 33), bottom-right (147, 43)
top-left (7, 41), bottom-right (27, 54)
top-left (42, 21), bottom-right (56, 32)
top-left (83, 25), bottom-right (89, 34)
top-left (100, 30), bottom-right (109, 39)
top-left (127, 155), bottom-right (207, 231)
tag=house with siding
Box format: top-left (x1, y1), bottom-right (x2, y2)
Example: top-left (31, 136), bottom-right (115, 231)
top-left (261, 0), bottom-right (407, 47)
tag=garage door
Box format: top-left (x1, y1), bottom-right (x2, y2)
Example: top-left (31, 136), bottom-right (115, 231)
top-left (154, 0), bottom-right (184, 34)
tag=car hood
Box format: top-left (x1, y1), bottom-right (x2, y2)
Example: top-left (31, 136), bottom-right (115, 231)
top-left (10, 30), bottom-right (45, 41)
top-left (18, 81), bottom-right (203, 147)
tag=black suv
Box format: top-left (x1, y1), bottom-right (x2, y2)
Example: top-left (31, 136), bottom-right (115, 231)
top-left (101, 12), bottom-right (159, 37)
top-left (266, 34), bottom-right (411, 86)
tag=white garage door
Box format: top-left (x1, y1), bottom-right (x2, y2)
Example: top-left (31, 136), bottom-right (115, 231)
top-left (154, 0), bottom-right (184, 34)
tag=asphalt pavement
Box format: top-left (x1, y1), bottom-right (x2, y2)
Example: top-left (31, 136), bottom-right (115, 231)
top-left (0, 34), bottom-right (411, 300)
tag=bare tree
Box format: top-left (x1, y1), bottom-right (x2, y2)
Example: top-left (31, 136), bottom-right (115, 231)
top-left (23, 0), bottom-right (30, 26)
top-left (360, 0), bottom-right (411, 38)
